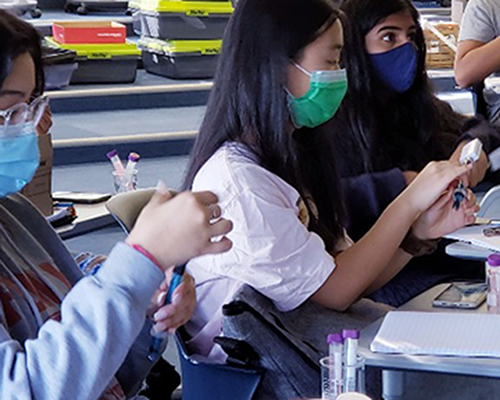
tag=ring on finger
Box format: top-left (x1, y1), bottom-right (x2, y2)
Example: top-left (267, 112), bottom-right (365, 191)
top-left (208, 204), bottom-right (222, 220)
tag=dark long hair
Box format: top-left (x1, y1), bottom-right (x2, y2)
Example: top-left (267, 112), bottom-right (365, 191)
top-left (338, 0), bottom-right (454, 174)
top-left (183, 0), bottom-right (346, 248)
top-left (0, 9), bottom-right (44, 96)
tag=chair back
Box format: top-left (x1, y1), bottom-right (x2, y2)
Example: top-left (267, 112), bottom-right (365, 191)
top-left (105, 188), bottom-right (156, 233)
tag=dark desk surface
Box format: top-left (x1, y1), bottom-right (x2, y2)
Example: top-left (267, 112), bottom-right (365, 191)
top-left (56, 202), bottom-right (115, 239)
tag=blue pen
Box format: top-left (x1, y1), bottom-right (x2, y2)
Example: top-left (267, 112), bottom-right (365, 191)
top-left (54, 202), bottom-right (74, 207)
top-left (148, 264), bottom-right (186, 361)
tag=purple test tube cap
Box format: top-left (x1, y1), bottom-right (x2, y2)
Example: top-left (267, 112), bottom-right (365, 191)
top-left (128, 152), bottom-right (140, 162)
top-left (342, 329), bottom-right (360, 340)
top-left (488, 254), bottom-right (500, 267)
top-left (327, 333), bottom-right (343, 345)
top-left (106, 149), bottom-right (119, 159)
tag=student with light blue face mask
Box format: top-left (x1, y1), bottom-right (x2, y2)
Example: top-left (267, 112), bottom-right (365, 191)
top-left (0, 87), bottom-right (46, 197)
top-left (0, 10), bottom-right (233, 400)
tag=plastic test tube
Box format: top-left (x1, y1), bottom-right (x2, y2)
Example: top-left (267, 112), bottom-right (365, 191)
top-left (343, 329), bottom-right (360, 392)
top-left (327, 333), bottom-right (344, 396)
top-left (124, 152), bottom-right (140, 190)
top-left (487, 254), bottom-right (500, 312)
top-left (124, 152), bottom-right (140, 177)
top-left (106, 149), bottom-right (125, 175)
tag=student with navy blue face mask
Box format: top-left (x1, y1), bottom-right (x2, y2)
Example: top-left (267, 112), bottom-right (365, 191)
top-left (337, 0), bottom-right (499, 193)
top-left (315, 0), bottom-right (500, 307)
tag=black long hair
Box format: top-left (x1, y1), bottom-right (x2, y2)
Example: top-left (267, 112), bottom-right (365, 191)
top-left (338, 0), bottom-right (456, 174)
top-left (183, 0), bottom-right (346, 249)
top-left (0, 9), bottom-right (44, 96)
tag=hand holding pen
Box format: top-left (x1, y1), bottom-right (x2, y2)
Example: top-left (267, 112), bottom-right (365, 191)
top-left (124, 182), bottom-right (233, 360)
top-left (151, 267), bottom-right (196, 332)
top-left (148, 264), bottom-right (188, 361)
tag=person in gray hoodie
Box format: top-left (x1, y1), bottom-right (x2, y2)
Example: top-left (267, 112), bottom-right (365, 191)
top-left (0, 9), bottom-right (233, 400)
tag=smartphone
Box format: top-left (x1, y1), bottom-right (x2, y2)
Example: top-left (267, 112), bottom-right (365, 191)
top-left (433, 282), bottom-right (487, 309)
top-left (484, 227), bottom-right (500, 237)
top-left (52, 191), bottom-right (111, 204)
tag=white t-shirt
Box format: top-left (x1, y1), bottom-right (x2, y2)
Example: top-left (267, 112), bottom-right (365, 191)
top-left (185, 142), bottom-right (352, 361)
top-left (459, 0), bottom-right (500, 44)
top-left (459, 0), bottom-right (500, 125)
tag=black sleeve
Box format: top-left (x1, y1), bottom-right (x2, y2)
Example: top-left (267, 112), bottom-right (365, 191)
top-left (342, 168), bottom-right (406, 241)
top-left (434, 97), bottom-right (500, 155)
top-left (455, 115), bottom-right (500, 155)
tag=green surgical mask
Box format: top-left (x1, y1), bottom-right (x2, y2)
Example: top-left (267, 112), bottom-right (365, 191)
top-left (287, 62), bottom-right (348, 129)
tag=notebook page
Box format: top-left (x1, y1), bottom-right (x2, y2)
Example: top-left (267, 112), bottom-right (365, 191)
top-left (445, 225), bottom-right (500, 253)
top-left (371, 311), bottom-right (500, 358)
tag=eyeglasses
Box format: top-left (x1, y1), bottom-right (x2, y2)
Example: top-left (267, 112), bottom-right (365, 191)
top-left (0, 95), bottom-right (48, 136)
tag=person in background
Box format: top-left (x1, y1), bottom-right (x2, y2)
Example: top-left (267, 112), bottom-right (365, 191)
top-left (182, 0), bottom-right (476, 364)
top-left (455, 0), bottom-right (500, 126)
top-left (0, 9), bottom-right (233, 400)
top-left (36, 105), bottom-right (52, 136)
top-left (317, 0), bottom-right (500, 306)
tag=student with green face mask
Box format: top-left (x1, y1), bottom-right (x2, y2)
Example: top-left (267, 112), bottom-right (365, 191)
top-left (287, 64), bottom-right (347, 128)
top-left (182, 0), bottom-right (477, 364)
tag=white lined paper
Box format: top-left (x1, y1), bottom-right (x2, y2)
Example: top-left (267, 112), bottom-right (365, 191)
top-left (371, 311), bottom-right (500, 358)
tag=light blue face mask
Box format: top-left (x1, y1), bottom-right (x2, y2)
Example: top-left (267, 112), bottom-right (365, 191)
top-left (0, 122), bottom-right (39, 198)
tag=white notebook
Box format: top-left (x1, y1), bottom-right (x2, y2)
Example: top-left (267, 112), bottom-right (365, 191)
top-left (445, 224), bottom-right (500, 253)
top-left (371, 311), bottom-right (500, 358)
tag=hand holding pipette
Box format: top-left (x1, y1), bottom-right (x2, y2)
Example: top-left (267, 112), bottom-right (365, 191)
top-left (453, 139), bottom-right (482, 211)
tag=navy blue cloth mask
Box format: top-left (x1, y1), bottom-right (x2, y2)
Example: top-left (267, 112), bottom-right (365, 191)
top-left (369, 42), bottom-right (418, 93)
